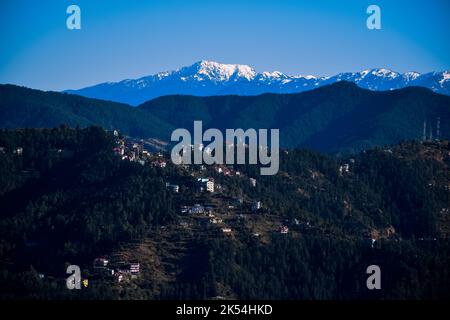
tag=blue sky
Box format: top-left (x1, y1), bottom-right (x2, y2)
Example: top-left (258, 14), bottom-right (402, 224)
top-left (0, 0), bottom-right (449, 91)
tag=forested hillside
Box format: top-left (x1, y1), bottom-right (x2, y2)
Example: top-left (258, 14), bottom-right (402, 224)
top-left (0, 127), bottom-right (448, 299)
top-left (140, 82), bottom-right (450, 152)
top-left (0, 84), bottom-right (174, 138)
top-left (1, 83), bottom-right (450, 153)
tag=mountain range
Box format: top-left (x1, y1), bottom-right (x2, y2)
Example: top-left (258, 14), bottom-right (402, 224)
top-left (65, 60), bottom-right (450, 105)
top-left (2, 82), bottom-right (449, 153)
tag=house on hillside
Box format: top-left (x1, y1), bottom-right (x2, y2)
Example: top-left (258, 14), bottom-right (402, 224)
top-left (280, 226), bottom-right (289, 234)
top-left (152, 159), bottom-right (167, 168)
top-left (117, 261), bottom-right (140, 275)
top-left (114, 272), bottom-right (124, 283)
top-left (166, 182), bottom-right (179, 193)
top-left (197, 178), bottom-right (214, 193)
top-left (210, 218), bottom-right (222, 224)
top-left (189, 204), bottom-right (205, 214)
top-left (142, 150), bottom-right (151, 157)
top-left (252, 201), bottom-right (262, 212)
top-left (130, 261), bottom-right (140, 275)
top-left (339, 163), bottom-right (350, 175)
top-left (14, 147), bottom-right (23, 156)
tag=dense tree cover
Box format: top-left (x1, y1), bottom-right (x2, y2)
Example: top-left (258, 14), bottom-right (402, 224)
top-left (1, 82), bottom-right (450, 153)
top-left (349, 144), bottom-right (448, 237)
top-left (0, 84), bottom-right (173, 138)
top-left (0, 127), bottom-right (448, 299)
top-left (141, 82), bottom-right (450, 152)
top-left (202, 235), bottom-right (450, 300)
top-left (226, 143), bottom-right (449, 239)
top-left (0, 127), bottom-right (177, 298)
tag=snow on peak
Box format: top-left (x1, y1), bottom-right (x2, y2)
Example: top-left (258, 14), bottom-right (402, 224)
top-left (404, 71), bottom-right (421, 80)
top-left (261, 71), bottom-right (287, 79)
top-left (293, 74), bottom-right (317, 80)
top-left (92, 62), bottom-right (450, 99)
top-left (360, 69), bottom-right (371, 77)
top-left (190, 60), bottom-right (257, 81)
top-left (128, 62), bottom-right (411, 87)
top-left (369, 68), bottom-right (399, 78)
top-left (439, 71), bottom-right (450, 85)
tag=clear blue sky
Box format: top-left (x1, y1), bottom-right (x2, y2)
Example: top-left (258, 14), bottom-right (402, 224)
top-left (0, 0), bottom-right (449, 91)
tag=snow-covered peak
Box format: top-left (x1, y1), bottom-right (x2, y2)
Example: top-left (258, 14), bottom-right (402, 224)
top-left (404, 71), bottom-right (421, 81)
top-left (261, 70), bottom-right (288, 80)
top-left (68, 61), bottom-right (450, 105)
top-left (368, 68), bottom-right (399, 78)
top-left (441, 71), bottom-right (450, 81)
top-left (359, 69), bottom-right (371, 77)
top-left (188, 60), bottom-right (257, 81)
top-left (126, 62), bottom-right (425, 88)
top-left (292, 74), bottom-right (317, 80)
top-left (439, 71), bottom-right (450, 85)
top-left (262, 71), bottom-right (280, 77)
top-left (155, 71), bottom-right (172, 80)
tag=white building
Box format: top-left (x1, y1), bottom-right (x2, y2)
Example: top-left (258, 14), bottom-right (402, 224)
top-left (339, 163), bottom-right (350, 175)
top-left (198, 178), bottom-right (214, 193)
top-left (130, 262), bottom-right (140, 274)
top-left (252, 201), bottom-right (261, 211)
top-left (14, 147), bottom-right (23, 156)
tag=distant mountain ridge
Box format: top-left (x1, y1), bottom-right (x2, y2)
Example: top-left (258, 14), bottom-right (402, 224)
top-left (2, 82), bottom-right (450, 153)
top-left (139, 82), bottom-right (450, 153)
top-left (0, 84), bottom-right (174, 138)
top-left (65, 60), bottom-right (450, 105)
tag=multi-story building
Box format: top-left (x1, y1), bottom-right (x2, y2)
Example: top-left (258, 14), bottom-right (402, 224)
top-left (198, 178), bottom-right (214, 193)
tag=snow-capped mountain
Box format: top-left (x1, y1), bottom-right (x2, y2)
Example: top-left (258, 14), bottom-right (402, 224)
top-left (65, 60), bottom-right (450, 105)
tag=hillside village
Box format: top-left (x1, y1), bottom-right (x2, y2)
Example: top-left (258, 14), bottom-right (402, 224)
top-left (0, 127), bottom-right (449, 299)
top-left (110, 130), bottom-right (316, 238)
top-left (78, 130), bottom-right (450, 292)
top-left (76, 131), bottom-right (334, 289)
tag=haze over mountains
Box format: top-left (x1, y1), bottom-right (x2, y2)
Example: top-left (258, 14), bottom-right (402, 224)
top-left (65, 60), bottom-right (450, 105)
top-left (2, 82), bottom-right (449, 153)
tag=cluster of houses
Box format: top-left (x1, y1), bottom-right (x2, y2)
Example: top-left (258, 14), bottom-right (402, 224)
top-left (178, 203), bottom-right (237, 234)
top-left (214, 164), bottom-right (247, 178)
top-left (152, 158), bottom-right (167, 168)
top-left (180, 203), bottom-right (215, 215)
top-left (112, 132), bottom-right (168, 168)
top-left (93, 256), bottom-right (140, 283)
top-left (113, 138), bottom-right (149, 165)
top-left (109, 131), bottom-right (302, 240)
